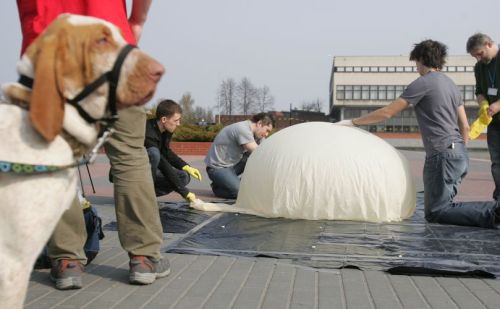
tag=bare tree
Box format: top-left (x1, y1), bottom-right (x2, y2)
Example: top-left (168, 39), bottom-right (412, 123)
top-left (179, 92), bottom-right (195, 123)
top-left (255, 85), bottom-right (275, 112)
top-left (216, 78), bottom-right (237, 115)
top-left (301, 98), bottom-right (323, 112)
top-left (236, 77), bottom-right (258, 115)
top-left (193, 106), bottom-right (214, 123)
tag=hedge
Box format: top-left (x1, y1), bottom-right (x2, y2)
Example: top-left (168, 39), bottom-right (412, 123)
top-left (173, 124), bottom-right (224, 142)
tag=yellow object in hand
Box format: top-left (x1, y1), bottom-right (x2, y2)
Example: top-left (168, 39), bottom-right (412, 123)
top-left (469, 100), bottom-right (492, 140)
top-left (81, 198), bottom-right (91, 210)
top-left (182, 165), bottom-right (202, 181)
top-left (186, 192), bottom-right (196, 202)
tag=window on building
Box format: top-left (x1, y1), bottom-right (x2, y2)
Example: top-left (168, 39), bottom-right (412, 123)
top-left (457, 66), bottom-right (465, 72)
top-left (466, 66), bottom-right (474, 72)
top-left (335, 84), bottom-right (474, 102)
top-left (387, 85), bottom-right (395, 99)
top-left (378, 85), bottom-right (387, 100)
top-left (395, 85), bottom-right (405, 97)
top-left (370, 85), bottom-right (378, 99)
top-left (362, 67), bottom-right (370, 72)
top-left (370, 66), bottom-right (378, 72)
top-left (353, 85), bottom-right (361, 99)
top-left (362, 85), bottom-right (370, 99)
top-left (396, 67), bottom-right (404, 72)
top-left (379, 67), bottom-right (387, 72)
top-left (404, 66), bottom-right (413, 72)
top-left (354, 67), bottom-right (362, 72)
top-left (345, 67), bottom-right (353, 72)
top-left (336, 67), bottom-right (345, 72)
top-left (388, 67), bottom-right (396, 72)
top-left (336, 85), bottom-right (345, 100)
top-left (465, 85), bottom-right (475, 100)
top-left (448, 66), bottom-right (457, 72)
top-left (345, 85), bottom-right (353, 99)
top-left (345, 109), bottom-right (361, 118)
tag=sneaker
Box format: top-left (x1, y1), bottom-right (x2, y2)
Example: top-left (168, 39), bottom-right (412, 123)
top-left (50, 259), bottom-right (84, 290)
top-left (129, 255), bottom-right (171, 285)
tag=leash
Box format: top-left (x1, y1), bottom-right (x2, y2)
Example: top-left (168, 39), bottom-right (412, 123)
top-left (77, 161), bottom-right (96, 197)
top-left (0, 128), bottom-right (114, 174)
top-left (85, 161), bottom-right (96, 194)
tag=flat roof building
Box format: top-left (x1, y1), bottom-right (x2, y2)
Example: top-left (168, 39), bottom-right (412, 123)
top-left (329, 55), bottom-right (477, 132)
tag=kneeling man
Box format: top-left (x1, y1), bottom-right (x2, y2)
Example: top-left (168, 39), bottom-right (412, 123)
top-left (205, 113), bottom-right (274, 199)
top-left (145, 99), bottom-right (201, 202)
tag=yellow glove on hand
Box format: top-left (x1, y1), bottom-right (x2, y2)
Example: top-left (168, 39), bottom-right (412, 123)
top-left (186, 192), bottom-right (196, 203)
top-left (469, 100), bottom-right (492, 140)
top-left (81, 198), bottom-right (91, 210)
top-left (182, 165), bottom-right (202, 181)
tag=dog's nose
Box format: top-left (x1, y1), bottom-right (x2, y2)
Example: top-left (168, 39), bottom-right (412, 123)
top-left (148, 61), bottom-right (165, 83)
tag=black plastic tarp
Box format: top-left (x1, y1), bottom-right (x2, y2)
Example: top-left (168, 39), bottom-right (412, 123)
top-left (165, 194), bottom-right (500, 278)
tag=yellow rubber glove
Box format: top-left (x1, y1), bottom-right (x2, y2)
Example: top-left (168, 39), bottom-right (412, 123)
top-left (186, 192), bottom-right (196, 203)
top-left (182, 165), bottom-right (202, 181)
top-left (469, 100), bottom-right (492, 140)
top-left (81, 198), bottom-right (91, 210)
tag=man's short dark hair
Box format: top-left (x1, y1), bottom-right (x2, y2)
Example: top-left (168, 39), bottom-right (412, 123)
top-left (155, 99), bottom-right (182, 120)
top-left (409, 39), bottom-right (447, 70)
top-left (466, 33), bottom-right (493, 53)
top-left (250, 112), bottom-right (275, 127)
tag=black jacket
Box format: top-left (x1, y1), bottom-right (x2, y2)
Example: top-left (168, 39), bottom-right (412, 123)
top-left (144, 119), bottom-right (189, 197)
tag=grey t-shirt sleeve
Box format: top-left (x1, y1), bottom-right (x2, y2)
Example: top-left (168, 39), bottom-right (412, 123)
top-left (205, 120), bottom-right (256, 168)
top-left (236, 125), bottom-right (254, 145)
top-left (400, 77), bottom-right (427, 106)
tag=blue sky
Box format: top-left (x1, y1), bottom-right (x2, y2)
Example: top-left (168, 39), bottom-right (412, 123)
top-left (1, 0), bottom-right (499, 113)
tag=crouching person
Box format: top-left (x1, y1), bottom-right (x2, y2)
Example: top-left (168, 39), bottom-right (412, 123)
top-left (145, 99), bottom-right (202, 202)
top-left (205, 113), bottom-right (274, 199)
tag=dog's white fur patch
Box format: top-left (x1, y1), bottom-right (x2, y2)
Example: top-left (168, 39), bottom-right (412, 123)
top-left (67, 15), bottom-right (126, 45)
top-left (16, 55), bottom-right (34, 78)
top-left (63, 104), bottom-right (98, 146)
top-left (0, 104), bottom-right (74, 165)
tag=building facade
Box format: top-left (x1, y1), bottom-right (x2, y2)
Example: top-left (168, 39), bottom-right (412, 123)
top-left (218, 110), bottom-right (328, 129)
top-left (329, 55), bottom-right (478, 132)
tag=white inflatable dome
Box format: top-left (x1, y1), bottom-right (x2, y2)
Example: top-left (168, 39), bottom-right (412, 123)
top-left (193, 122), bottom-right (416, 222)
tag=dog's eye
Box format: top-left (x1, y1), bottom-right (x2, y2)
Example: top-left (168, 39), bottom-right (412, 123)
top-left (96, 37), bottom-right (108, 45)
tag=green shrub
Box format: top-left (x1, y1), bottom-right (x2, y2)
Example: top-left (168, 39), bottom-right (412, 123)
top-left (173, 124), bottom-right (224, 142)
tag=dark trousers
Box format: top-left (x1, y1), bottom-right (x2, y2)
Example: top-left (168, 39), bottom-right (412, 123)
top-left (206, 158), bottom-right (247, 199)
top-left (147, 147), bottom-right (190, 196)
top-left (487, 124), bottom-right (500, 200)
top-left (423, 142), bottom-right (498, 228)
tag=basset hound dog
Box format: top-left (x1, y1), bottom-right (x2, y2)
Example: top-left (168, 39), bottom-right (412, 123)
top-left (0, 14), bottom-right (164, 308)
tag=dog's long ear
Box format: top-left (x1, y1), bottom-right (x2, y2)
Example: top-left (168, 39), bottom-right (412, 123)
top-left (29, 31), bottom-right (67, 142)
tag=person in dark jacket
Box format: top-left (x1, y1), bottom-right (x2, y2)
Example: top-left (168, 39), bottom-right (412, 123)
top-left (144, 99), bottom-right (201, 202)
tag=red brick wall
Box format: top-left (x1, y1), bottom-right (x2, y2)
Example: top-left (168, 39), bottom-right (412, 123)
top-left (170, 142), bottom-right (212, 155)
top-left (374, 132), bottom-right (421, 139)
top-left (373, 132), bottom-right (486, 140)
top-left (169, 133), bottom-right (486, 156)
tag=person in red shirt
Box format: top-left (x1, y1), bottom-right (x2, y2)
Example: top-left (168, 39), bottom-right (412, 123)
top-left (17, 0), bottom-right (170, 290)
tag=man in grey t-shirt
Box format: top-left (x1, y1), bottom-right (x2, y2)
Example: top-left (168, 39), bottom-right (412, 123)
top-left (205, 113), bottom-right (274, 199)
top-left (337, 39), bottom-right (500, 228)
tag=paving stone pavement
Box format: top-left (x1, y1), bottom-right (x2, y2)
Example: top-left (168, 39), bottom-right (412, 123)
top-left (25, 152), bottom-right (500, 308)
